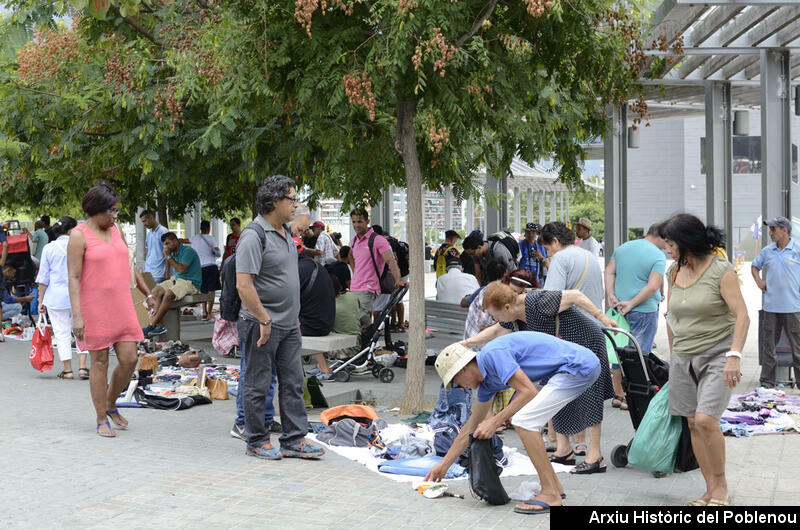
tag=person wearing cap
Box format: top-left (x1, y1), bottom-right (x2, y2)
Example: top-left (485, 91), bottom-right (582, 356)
top-left (434, 230), bottom-right (462, 278)
top-left (575, 217), bottom-right (601, 257)
top-left (435, 256), bottom-right (479, 305)
top-left (752, 215), bottom-right (800, 388)
top-left (519, 222), bottom-right (547, 284)
top-left (424, 333), bottom-right (600, 514)
top-left (308, 220), bottom-right (337, 266)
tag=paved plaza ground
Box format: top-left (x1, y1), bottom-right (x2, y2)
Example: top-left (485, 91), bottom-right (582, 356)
top-left (1, 263), bottom-right (798, 528)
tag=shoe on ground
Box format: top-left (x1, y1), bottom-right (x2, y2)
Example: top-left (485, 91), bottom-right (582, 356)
top-left (317, 373), bottom-right (334, 381)
top-left (268, 420), bottom-right (282, 433)
top-left (281, 439), bottom-right (325, 459)
top-left (142, 324), bottom-right (154, 336)
top-left (306, 368), bottom-right (324, 376)
top-left (246, 441), bottom-right (282, 460)
top-left (230, 422), bottom-right (245, 440)
top-left (150, 325), bottom-right (166, 335)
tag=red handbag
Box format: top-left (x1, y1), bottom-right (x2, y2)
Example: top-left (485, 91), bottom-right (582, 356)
top-left (30, 315), bottom-right (54, 372)
top-left (2, 234), bottom-right (30, 255)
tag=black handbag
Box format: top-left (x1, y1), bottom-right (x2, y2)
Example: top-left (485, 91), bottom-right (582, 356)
top-left (467, 435), bottom-right (510, 505)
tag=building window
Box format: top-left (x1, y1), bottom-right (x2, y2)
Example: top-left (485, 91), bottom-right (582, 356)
top-left (701, 137), bottom-right (798, 182)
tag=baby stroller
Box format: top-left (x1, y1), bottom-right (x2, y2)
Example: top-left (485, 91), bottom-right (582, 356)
top-left (330, 285), bottom-right (409, 384)
top-left (603, 328), bottom-right (698, 475)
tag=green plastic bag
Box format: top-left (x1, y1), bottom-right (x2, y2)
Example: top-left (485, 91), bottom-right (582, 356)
top-left (627, 382), bottom-right (682, 474)
top-left (604, 308), bottom-right (630, 366)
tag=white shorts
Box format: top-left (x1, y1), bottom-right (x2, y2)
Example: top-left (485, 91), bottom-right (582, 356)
top-left (510, 365), bottom-right (601, 431)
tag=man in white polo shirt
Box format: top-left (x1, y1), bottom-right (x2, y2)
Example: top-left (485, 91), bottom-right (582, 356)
top-left (435, 257), bottom-right (479, 304)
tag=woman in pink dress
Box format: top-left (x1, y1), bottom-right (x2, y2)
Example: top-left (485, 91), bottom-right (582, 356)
top-left (68, 182), bottom-right (156, 437)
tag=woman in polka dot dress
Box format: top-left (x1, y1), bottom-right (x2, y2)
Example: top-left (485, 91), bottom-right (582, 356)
top-left (462, 281), bottom-right (617, 474)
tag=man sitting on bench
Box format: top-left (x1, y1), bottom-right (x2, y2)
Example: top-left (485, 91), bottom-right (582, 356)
top-left (143, 232), bottom-right (202, 336)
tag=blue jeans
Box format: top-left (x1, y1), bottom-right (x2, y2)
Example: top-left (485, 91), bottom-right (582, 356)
top-left (235, 338), bottom-right (278, 426)
top-left (626, 310), bottom-right (658, 354)
top-left (1, 302), bottom-right (22, 320)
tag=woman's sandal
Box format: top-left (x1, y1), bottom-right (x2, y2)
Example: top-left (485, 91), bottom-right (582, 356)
top-left (78, 368), bottom-right (90, 380)
top-left (612, 395), bottom-right (628, 410)
top-left (707, 498), bottom-right (731, 506)
top-left (570, 457), bottom-right (607, 475)
top-left (573, 444), bottom-right (588, 456)
top-left (549, 451), bottom-right (576, 466)
top-left (97, 421), bottom-right (116, 438)
top-left (106, 409), bottom-right (128, 429)
top-left (57, 370), bottom-right (74, 379)
top-left (687, 498), bottom-right (709, 506)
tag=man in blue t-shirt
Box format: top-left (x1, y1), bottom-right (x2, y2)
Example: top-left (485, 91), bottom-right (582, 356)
top-left (425, 332), bottom-right (600, 514)
top-left (140, 209), bottom-right (169, 283)
top-left (144, 232), bottom-right (202, 335)
top-left (518, 222), bottom-right (547, 285)
top-left (605, 222), bottom-right (666, 353)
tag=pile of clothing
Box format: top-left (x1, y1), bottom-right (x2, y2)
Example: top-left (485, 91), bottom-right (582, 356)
top-left (719, 387), bottom-right (800, 437)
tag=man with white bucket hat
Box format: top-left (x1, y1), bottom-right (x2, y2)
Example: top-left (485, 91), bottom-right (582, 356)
top-left (424, 332), bottom-right (600, 515)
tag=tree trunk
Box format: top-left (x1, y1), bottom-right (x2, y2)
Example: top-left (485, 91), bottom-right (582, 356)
top-left (396, 100), bottom-right (427, 414)
top-left (156, 193), bottom-right (169, 228)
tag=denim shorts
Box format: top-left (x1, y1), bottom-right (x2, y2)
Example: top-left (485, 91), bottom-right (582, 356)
top-left (626, 310), bottom-right (658, 353)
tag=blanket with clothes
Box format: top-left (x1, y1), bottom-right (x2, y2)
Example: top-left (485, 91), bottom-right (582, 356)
top-left (719, 387), bottom-right (800, 437)
top-left (308, 423), bottom-right (573, 483)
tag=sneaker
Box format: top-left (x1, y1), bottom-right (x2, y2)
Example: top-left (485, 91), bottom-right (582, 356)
top-left (150, 326), bottom-right (166, 335)
top-left (318, 373), bottom-right (334, 381)
top-left (246, 441), bottom-right (282, 460)
top-left (306, 368), bottom-right (324, 376)
top-left (230, 422), bottom-right (245, 440)
top-left (267, 420), bottom-right (283, 433)
top-left (141, 324), bottom-right (154, 336)
top-left (280, 439), bottom-right (325, 459)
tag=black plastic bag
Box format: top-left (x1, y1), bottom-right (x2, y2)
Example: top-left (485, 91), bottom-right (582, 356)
top-left (467, 435), bottom-right (510, 505)
top-left (673, 417), bottom-right (699, 473)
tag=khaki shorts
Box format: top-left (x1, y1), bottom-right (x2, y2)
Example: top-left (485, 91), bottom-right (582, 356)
top-left (157, 277), bottom-right (199, 302)
top-left (668, 334), bottom-right (733, 419)
top-left (351, 290), bottom-right (377, 329)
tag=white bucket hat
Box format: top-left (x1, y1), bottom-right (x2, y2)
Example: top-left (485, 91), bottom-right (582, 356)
top-left (435, 342), bottom-right (477, 390)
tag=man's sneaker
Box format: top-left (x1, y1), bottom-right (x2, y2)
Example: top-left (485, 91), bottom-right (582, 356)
top-left (267, 420), bottom-right (283, 433)
top-left (230, 422), bottom-right (245, 440)
top-left (306, 368), bottom-right (324, 376)
top-left (246, 441), bottom-right (282, 460)
top-left (141, 324), bottom-right (154, 336)
top-left (318, 373), bottom-right (334, 381)
top-left (280, 440), bottom-right (325, 459)
top-left (150, 326), bottom-right (166, 335)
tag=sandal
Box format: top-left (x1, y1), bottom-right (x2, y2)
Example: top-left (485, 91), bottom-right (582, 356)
top-left (612, 395), bottom-right (628, 410)
top-left (78, 368), bottom-right (90, 380)
top-left (687, 498), bottom-right (709, 506)
top-left (549, 451), bottom-right (576, 466)
top-left (570, 457), bottom-right (607, 475)
top-left (573, 444), bottom-right (587, 456)
top-left (97, 421), bottom-right (116, 438)
top-left (106, 409), bottom-right (129, 429)
top-left (57, 370), bottom-right (74, 379)
top-left (707, 498), bottom-right (731, 506)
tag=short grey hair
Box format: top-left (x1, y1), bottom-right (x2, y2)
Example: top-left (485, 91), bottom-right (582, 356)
top-left (256, 175), bottom-right (296, 215)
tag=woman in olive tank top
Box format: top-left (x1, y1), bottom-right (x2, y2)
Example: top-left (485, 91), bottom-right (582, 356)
top-left (661, 214), bottom-right (750, 507)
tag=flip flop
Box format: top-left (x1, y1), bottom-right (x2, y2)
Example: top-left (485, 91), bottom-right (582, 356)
top-left (687, 499), bottom-right (708, 506)
top-left (514, 499), bottom-right (551, 515)
top-left (106, 409), bottom-right (128, 429)
top-left (707, 498), bottom-right (731, 506)
top-left (97, 421), bottom-right (116, 438)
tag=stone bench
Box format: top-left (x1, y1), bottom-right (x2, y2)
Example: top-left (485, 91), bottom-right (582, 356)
top-left (301, 333), bottom-right (358, 354)
top-left (161, 293), bottom-right (215, 342)
top-left (424, 298), bottom-right (468, 337)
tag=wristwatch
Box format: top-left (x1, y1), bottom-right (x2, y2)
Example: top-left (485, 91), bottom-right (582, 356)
top-left (261, 318), bottom-right (272, 326)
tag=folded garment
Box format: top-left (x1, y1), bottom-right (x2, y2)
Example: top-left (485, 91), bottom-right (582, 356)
top-left (378, 455), bottom-right (466, 478)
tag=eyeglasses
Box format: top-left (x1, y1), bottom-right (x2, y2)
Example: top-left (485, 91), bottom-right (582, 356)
top-left (282, 196), bottom-right (299, 204)
top-left (106, 208), bottom-right (120, 216)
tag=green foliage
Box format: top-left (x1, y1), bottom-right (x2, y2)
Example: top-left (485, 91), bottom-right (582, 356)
top-left (568, 186), bottom-right (605, 242)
